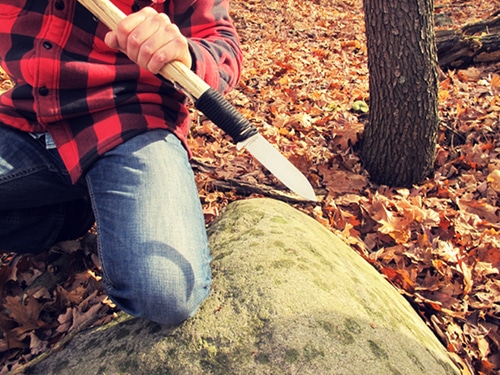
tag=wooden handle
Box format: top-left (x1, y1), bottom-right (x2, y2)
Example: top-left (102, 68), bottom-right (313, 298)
top-left (77, 0), bottom-right (210, 98)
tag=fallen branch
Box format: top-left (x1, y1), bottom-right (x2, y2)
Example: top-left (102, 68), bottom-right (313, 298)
top-left (437, 11), bottom-right (500, 69)
top-left (208, 178), bottom-right (323, 203)
top-left (191, 158), bottom-right (323, 203)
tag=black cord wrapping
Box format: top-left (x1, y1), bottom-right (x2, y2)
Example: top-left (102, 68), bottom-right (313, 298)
top-left (195, 88), bottom-right (258, 144)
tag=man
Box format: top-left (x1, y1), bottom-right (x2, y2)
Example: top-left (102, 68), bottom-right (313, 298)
top-left (0, 0), bottom-right (243, 325)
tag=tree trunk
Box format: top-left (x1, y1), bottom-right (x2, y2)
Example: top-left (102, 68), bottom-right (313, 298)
top-left (361, 0), bottom-right (439, 187)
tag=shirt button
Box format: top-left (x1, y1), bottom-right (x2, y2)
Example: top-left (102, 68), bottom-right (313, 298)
top-left (55, 0), bottom-right (65, 10)
top-left (42, 41), bottom-right (53, 49)
top-left (39, 87), bottom-right (49, 96)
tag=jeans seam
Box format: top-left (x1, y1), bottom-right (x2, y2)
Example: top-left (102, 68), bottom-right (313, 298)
top-left (85, 174), bottom-right (113, 291)
top-left (0, 165), bottom-right (49, 184)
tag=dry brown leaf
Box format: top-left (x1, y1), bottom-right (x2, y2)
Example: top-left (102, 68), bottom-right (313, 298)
top-left (487, 169), bottom-right (500, 192)
top-left (28, 332), bottom-right (47, 356)
top-left (3, 296), bottom-right (45, 334)
top-left (457, 198), bottom-right (499, 223)
top-left (319, 168), bottom-right (368, 195)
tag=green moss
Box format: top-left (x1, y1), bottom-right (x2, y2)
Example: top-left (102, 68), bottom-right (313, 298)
top-left (52, 359), bottom-right (69, 374)
top-left (198, 337), bottom-right (218, 359)
top-left (436, 358), bottom-right (461, 375)
top-left (388, 364), bottom-right (404, 375)
top-left (318, 258), bottom-right (334, 270)
top-left (271, 259), bottom-right (296, 269)
top-left (146, 322), bottom-right (163, 335)
top-left (350, 274), bottom-right (361, 284)
top-left (214, 352), bottom-right (230, 369)
top-left (313, 278), bottom-right (331, 292)
top-left (270, 216), bottom-right (288, 224)
top-left (285, 348), bottom-right (300, 363)
top-left (96, 365), bottom-right (107, 374)
top-left (81, 337), bottom-right (100, 352)
top-left (337, 329), bottom-right (355, 345)
top-left (151, 367), bottom-right (174, 375)
top-left (118, 358), bottom-right (140, 372)
top-left (297, 263), bottom-right (311, 272)
top-left (109, 343), bottom-right (127, 355)
top-left (303, 343), bottom-right (324, 361)
top-left (199, 346), bottom-right (253, 374)
top-left (114, 327), bottom-right (131, 340)
top-left (406, 351), bottom-right (425, 371)
top-left (368, 340), bottom-right (389, 359)
top-left (317, 320), bottom-right (335, 334)
top-left (211, 246), bottom-right (234, 261)
top-left (273, 240), bottom-right (287, 249)
top-left (344, 318), bottom-right (362, 334)
top-left (255, 352), bottom-right (270, 364)
top-left (247, 229), bottom-right (265, 237)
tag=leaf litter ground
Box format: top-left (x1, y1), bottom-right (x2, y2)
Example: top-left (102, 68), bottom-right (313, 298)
top-left (1, 0), bottom-right (499, 373)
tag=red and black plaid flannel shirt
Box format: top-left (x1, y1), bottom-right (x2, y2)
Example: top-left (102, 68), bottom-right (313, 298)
top-left (0, 0), bottom-right (242, 183)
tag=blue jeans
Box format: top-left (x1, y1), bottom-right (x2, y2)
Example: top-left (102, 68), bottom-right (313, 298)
top-left (0, 125), bottom-right (212, 325)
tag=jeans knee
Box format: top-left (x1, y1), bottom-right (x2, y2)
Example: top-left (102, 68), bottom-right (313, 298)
top-left (109, 281), bottom-right (211, 326)
top-left (158, 285), bottom-right (211, 325)
top-left (103, 253), bottom-right (212, 326)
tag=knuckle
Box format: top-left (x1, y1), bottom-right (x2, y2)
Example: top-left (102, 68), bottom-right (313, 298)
top-left (140, 41), bottom-right (155, 56)
top-left (153, 12), bottom-right (171, 23)
top-left (141, 7), bottom-right (157, 16)
top-left (117, 19), bottom-right (134, 35)
top-left (162, 23), bottom-right (179, 35)
top-left (128, 32), bottom-right (143, 49)
top-left (151, 49), bottom-right (169, 67)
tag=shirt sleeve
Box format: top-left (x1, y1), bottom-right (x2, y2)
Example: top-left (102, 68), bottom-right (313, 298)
top-left (167, 0), bottom-right (243, 94)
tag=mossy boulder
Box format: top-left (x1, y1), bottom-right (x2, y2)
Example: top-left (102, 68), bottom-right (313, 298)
top-left (29, 198), bottom-right (460, 374)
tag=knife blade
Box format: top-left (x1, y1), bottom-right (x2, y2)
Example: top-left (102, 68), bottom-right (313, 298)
top-left (237, 134), bottom-right (317, 201)
top-left (77, 0), bottom-right (317, 201)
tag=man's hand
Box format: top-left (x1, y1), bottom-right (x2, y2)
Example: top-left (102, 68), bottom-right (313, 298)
top-left (104, 7), bottom-right (192, 74)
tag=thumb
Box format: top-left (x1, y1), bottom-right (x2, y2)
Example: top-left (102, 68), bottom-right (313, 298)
top-left (104, 31), bottom-right (119, 50)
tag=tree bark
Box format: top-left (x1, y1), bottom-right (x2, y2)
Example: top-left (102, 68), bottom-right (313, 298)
top-left (361, 0), bottom-right (439, 187)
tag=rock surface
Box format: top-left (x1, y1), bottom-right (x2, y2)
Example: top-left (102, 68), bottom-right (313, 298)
top-left (29, 198), bottom-right (460, 375)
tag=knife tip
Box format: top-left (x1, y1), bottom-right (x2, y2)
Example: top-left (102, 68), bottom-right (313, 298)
top-left (295, 187), bottom-right (318, 202)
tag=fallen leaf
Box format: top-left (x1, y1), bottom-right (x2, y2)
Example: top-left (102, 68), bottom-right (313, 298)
top-left (487, 169), bottom-right (500, 192)
top-left (3, 296), bottom-right (45, 334)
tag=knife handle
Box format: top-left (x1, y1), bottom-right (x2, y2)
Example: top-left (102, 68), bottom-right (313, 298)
top-left (195, 88), bottom-right (258, 143)
top-left (77, 0), bottom-right (258, 143)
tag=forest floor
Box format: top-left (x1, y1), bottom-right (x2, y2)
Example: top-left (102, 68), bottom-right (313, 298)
top-left (1, 0), bottom-right (499, 374)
